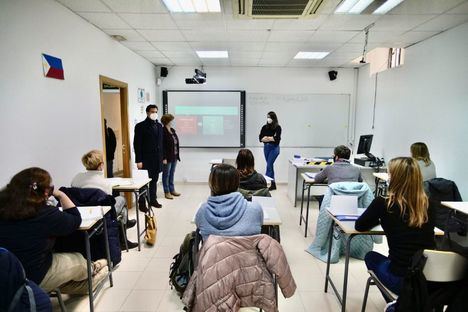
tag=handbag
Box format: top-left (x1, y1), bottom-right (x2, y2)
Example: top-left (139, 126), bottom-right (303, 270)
top-left (144, 207), bottom-right (157, 246)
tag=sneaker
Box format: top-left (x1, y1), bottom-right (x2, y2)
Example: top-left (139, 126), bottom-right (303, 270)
top-left (165, 192), bottom-right (174, 199)
top-left (126, 240), bottom-right (139, 249)
top-left (170, 191), bottom-right (181, 196)
top-left (385, 300), bottom-right (397, 312)
top-left (92, 259), bottom-right (108, 276)
top-left (150, 200), bottom-right (162, 208)
top-left (126, 219), bottom-right (137, 229)
top-left (138, 199), bottom-right (148, 213)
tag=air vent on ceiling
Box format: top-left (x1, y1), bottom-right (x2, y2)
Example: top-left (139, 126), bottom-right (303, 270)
top-left (234, 0), bottom-right (325, 18)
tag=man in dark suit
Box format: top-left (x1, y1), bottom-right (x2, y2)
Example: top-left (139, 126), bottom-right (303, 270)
top-left (104, 119), bottom-right (117, 178)
top-left (133, 104), bottom-right (164, 208)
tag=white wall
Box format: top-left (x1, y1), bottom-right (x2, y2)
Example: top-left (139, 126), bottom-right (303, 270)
top-left (158, 66), bottom-right (357, 183)
top-left (0, 0), bottom-right (156, 187)
top-left (355, 22), bottom-right (468, 198)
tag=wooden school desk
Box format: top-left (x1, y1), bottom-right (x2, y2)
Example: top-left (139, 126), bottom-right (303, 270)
top-left (78, 206), bottom-right (113, 312)
top-left (110, 178), bottom-right (152, 251)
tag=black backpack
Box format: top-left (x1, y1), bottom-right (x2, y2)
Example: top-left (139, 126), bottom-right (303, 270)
top-left (169, 231), bottom-right (200, 297)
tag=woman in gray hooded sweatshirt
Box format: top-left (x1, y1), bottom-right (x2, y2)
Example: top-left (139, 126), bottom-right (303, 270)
top-left (195, 164), bottom-right (263, 241)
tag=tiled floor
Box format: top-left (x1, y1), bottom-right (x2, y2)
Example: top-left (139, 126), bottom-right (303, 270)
top-left (54, 183), bottom-right (389, 311)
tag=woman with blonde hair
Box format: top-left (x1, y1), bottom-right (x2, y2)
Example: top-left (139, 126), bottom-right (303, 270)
top-left (355, 157), bottom-right (435, 295)
top-left (410, 142), bottom-right (436, 181)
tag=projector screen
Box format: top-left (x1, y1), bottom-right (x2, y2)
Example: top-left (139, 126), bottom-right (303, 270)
top-left (163, 90), bottom-right (245, 147)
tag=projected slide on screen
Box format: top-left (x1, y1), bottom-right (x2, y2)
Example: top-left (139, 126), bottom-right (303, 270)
top-left (163, 91), bottom-right (245, 147)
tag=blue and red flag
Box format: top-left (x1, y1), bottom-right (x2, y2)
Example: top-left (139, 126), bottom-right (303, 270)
top-left (41, 53), bottom-right (64, 80)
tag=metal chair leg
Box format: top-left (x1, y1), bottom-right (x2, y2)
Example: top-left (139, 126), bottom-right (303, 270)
top-left (119, 221), bottom-right (129, 252)
top-left (361, 276), bottom-right (373, 312)
top-left (55, 288), bottom-right (67, 312)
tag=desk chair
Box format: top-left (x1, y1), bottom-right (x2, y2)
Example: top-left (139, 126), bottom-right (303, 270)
top-left (361, 250), bottom-right (468, 312)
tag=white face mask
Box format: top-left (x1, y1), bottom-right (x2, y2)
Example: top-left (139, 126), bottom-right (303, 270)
top-left (149, 113), bottom-right (158, 121)
top-left (267, 117), bottom-right (273, 124)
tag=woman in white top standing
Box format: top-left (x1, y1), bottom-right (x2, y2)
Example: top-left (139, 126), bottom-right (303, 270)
top-left (410, 142), bottom-right (436, 181)
top-left (71, 150), bottom-right (138, 249)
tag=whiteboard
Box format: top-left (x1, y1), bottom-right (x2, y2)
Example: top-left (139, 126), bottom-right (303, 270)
top-left (246, 93), bottom-right (350, 147)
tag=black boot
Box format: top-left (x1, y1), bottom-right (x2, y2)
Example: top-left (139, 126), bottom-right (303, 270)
top-left (269, 181), bottom-right (277, 191)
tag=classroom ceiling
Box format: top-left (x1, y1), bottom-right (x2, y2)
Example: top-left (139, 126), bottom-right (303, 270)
top-left (56, 0), bottom-right (468, 68)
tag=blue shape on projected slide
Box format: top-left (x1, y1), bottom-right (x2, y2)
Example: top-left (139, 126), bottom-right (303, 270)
top-left (175, 106), bottom-right (238, 115)
top-left (202, 116), bottom-right (224, 135)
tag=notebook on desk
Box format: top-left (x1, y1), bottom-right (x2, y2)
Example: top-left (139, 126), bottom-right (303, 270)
top-left (327, 195), bottom-right (363, 221)
top-left (305, 172), bottom-right (317, 179)
top-left (107, 178), bottom-right (133, 187)
top-left (77, 206), bottom-right (104, 221)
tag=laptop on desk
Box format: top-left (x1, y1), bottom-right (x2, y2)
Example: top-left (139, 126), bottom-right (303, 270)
top-left (327, 195), bottom-right (364, 221)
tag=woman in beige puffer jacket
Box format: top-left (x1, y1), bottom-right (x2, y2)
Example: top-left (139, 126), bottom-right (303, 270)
top-left (182, 234), bottom-right (296, 312)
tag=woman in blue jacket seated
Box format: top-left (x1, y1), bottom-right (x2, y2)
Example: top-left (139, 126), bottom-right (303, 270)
top-left (355, 157), bottom-right (436, 295)
top-left (0, 167), bottom-right (108, 295)
top-left (195, 164), bottom-right (263, 241)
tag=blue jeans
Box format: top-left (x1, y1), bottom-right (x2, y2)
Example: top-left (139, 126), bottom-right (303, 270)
top-left (365, 251), bottom-right (403, 296)
top-left (264, 143), bottom-right (280, 181)
top-left (162, 161), bottom-right (177, 193)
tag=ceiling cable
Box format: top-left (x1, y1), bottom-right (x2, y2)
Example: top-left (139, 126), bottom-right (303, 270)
top-left (360, 23), bottom-right (375, 64)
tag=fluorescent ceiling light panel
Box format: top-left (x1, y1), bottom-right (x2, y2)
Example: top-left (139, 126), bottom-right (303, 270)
top-left (294, 52), bottom-right (330, 59)
top-left (349, 0), bottom-right (374, 14)
top-left (163, 0), bottom-right (221, 13)
top-left (196, 50), bottom-right (228, 58)
top-left (335, 0), bottom-right (360, 13)
top-left (373, 0), bottom-right (405, 14)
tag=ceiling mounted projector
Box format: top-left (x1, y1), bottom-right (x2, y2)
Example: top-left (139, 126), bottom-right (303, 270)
top-left (185, 69), bottom-right (206, 84)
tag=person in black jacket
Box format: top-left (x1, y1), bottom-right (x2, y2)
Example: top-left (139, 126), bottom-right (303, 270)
top-left (355, 157), bottom-right (436, 295)
top-left (258, 111), bottom-right (281, 191)
top-left (0, 168), bottom-right (108, 294)
top-left (104, 119), bottom-right (117, 178)
top-left (133, 104), bottom-right (164, 208)
top-left (236, 148), bottom-right (267, 191)
top-left (161, 114), bottom-right (181, 200)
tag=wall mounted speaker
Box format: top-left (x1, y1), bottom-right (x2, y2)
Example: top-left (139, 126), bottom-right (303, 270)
top-left (328, 70), bottom-right (338, 81)
top-left (160, 67), bottom-right (168, 77)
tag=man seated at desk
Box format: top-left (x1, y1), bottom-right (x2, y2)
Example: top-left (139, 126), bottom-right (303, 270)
top-left (313, 145), bottom-right (362, 207)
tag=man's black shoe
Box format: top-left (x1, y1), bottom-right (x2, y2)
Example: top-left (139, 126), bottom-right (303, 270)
top-left (120, 240), bottom-right (139, 250)
top-left (269, 181), bottom-right (277, 191)
top-left (126, 219), bottom-right (137, 229)
top-left (150, 200), bottom-right (162, 208)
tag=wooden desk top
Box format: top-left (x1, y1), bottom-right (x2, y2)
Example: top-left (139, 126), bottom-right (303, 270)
top-left (78, 206), bottom-right (111, 230)
top-left (442, 201), bottom-right (468, 215)
top-left (373, 172), bottom-right (389, 181)
top-left (327, 209), bottom-right (444, 236)
top-left (109, 178), bottom-right (152, 191)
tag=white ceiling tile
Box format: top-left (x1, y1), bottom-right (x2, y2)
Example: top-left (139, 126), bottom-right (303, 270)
top-left (121, 41), bottom-right (155, 50)
top-left (319, 14), bottom-right (380, 31)
top-left (182, 29), bottom-right (227, 41)
top-left (167, 58), bottom-right (201, 65)
top-left (268, 30), bottom-right (315, 42)
top-left (150, 41), bottom-right (192, 51)
top-left (310, 30), bottom-right (359, 42)
top-left (119, 13), bottom-right (176, 29)
top-left (414, 14), bottom-right (468, 31)
top-left (300, 41), bottom-right (343, 51)
top-left (263, 42), bottom-right (305, 52)
top-left (349, 31), bottom-right (403, 44)
top-left (387, 31), bottom-right (440, 46)
top-left (230, 58), bottom-right (260, 66)
top-left (388, 0), bottom-right (466, 15)
top-left (79, 12), bottom-right (130, 29)
top-left (102, 29), bottom-right (146, 41)
top-left (224, 17), bottom-right (274, 30)
top-left (288, 59), bottom-right (324, 67)
top-left (261, 51), bottom-right (296, 61)
top-left (200, 59), bottom-right (231, 66)
top-left (229, 51), bottom-right (263, 59)
top-left (258, 60), bottom-right (289, 67)
top-left (189, 41), bottom-right (232, 50)
top-left (228, 42), bottom-right (266, 52)
top-left (447, 1), bottom-right (468, 14)
top-left (139, 29), bottom-right (185, 41)
top-left (372, 14), bottom-right (436, 31)
top-left (56, 0), bottom-right (111, 12)
top-left (227, 30), bottom-right (270, 42)
top-left (162, 51), bottom-right (198, 58)
top-left (102, 0), bottom-right (168, 13)
top-left (272, 15), bottom-right (328, 31)
top-left (136, 50), bottom-right (165, 58)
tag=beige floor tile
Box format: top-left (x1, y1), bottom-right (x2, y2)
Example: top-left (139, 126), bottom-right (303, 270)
top-left (120, 290), bottom-right (165, 311)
